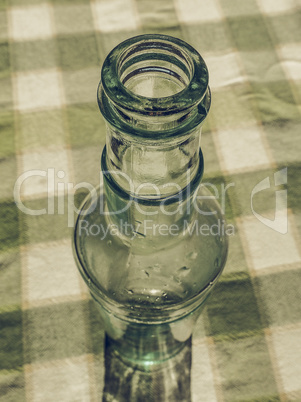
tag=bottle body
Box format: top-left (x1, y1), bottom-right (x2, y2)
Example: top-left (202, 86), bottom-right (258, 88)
top-left (73, 181), bottom-right (227, 364)
top-left (72, 34), bottom-right (228, 366)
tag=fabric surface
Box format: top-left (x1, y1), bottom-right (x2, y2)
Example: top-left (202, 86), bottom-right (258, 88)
top-left (1, 0), bottom-right (301, 401)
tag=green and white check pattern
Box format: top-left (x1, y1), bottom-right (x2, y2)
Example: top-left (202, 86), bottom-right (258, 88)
top-left (1, 0), bottom-right (301, 400)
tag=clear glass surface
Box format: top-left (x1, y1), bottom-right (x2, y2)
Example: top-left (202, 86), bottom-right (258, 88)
top-left (73, 34), bottom-right (228, 366)
top-left (74, 184), bottom-right (227, 364)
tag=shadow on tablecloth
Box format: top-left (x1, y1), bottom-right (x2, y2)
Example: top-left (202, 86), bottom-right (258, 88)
top-left (103, 334), bottom-right (192, 402)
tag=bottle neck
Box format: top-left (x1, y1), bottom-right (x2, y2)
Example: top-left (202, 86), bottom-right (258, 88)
top-left (105, 124), bottom-right (202, 199)
top-left (98, 34), bottom-right (210, 247)
top-left (101, 142), bottom-right (204, 251)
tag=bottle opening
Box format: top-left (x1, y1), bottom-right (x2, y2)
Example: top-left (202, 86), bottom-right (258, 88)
top-left (118, 40), bottom-right (192, 98)
top-left (123, 66), bottom-right (187, 98)
top-left (98, 34), bottom-right (210, 137)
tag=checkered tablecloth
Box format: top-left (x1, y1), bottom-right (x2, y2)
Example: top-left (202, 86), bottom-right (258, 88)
top-left (1, 0), bottom-right (301, 401)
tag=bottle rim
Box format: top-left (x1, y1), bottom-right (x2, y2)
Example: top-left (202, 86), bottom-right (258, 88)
top-left (98, 34), bottom-right (211, 139)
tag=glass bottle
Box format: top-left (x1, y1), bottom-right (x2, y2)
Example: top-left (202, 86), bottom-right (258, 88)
top-left (73, 34), bottom-right (228, 367)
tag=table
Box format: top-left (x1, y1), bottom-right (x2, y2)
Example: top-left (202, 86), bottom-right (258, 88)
top-left (1, 0), bottom-right (300, 400)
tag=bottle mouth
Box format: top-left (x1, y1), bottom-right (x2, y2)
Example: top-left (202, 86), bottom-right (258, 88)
top-left (100, 34), bottom-right (209, 115)
top-left (118, 37), bottom-right (193, 99)
top-left (98, 34), bottom-right (210, 138)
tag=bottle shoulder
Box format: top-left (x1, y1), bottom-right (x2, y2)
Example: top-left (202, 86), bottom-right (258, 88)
top-left (73, 185), bottom-right (228, 308)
